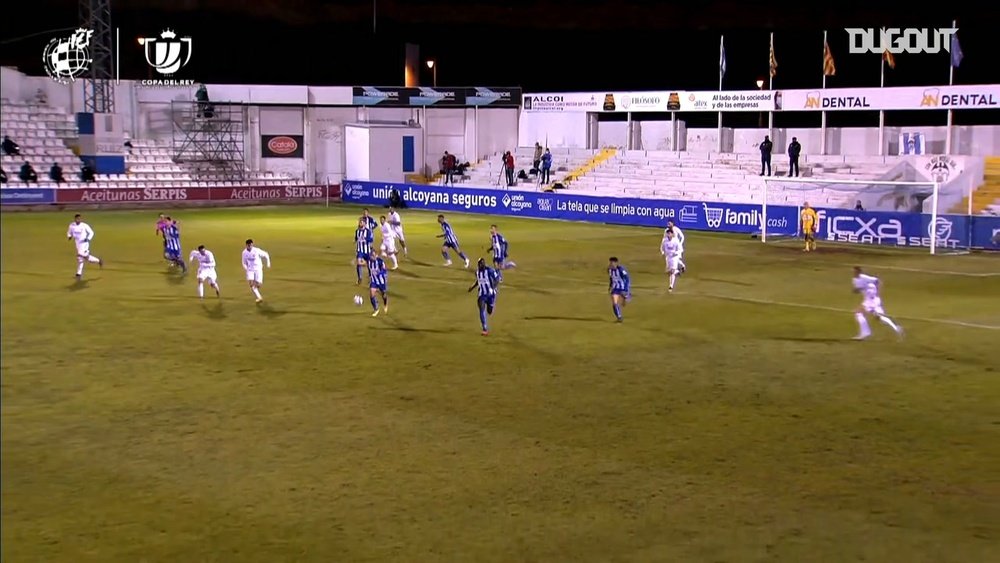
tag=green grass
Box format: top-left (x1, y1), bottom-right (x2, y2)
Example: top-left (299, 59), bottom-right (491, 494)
top-left (2, 205), bottom-right (998, 562)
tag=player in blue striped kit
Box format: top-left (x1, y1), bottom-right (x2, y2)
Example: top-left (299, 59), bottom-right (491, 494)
top-left (608, 257), bottom-right (631, 322)
top-left (436, 214), bottom-right (469, 268)
top-left (487, 225), bottom-right (516, 281)
top-left (366, 250), bottom-right (389, 317)
top-left (468, 258), bottom-right (500, 335)
top-left (354, 218), bottom-right (374, 284)
top-left (360, 208), bottom-right (378, 230)
top-left (164, 218), bottom-right (187, 272)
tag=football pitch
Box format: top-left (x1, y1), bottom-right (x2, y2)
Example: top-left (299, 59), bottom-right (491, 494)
top-left (2, 205), bottom-right (998, 562)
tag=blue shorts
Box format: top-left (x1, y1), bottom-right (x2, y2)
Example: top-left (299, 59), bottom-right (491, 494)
top-left (370, 283), bottom-right (386, 293)
top-left (611, 289), bottom-right (627, 296)
top-left (166, 249), bottom-right (181, 260)
top-left (479, 294), bottom-right (496, 307)
top-left (492, 255), bottom-right (505, 264)
top-left (444, 241), bottom-right (459, 250)
top-left (356, 251), bottom-right (369, 260)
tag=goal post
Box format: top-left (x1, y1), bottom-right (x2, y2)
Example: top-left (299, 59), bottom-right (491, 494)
top-left (761, 177), bottom-right (973, 255)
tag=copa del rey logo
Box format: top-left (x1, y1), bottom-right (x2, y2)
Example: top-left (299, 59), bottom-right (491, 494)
top-left (267, 136), bottom-right (298, 155)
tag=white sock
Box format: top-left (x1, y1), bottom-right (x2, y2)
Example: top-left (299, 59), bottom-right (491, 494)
top-left (198, 283), bottom-right (205, 298)
top-left (855, 313), bottom-right (871, 336)
top-left (391, 254), bottom-right (398, 268)
top-left (878, 315), bottom-right (901, 332)
top-left (252, 287), bottom-right (262, 299)
top-left (87, 255), bottom-right (100, 263)
top-left (76, 259), bottom-right (84, 275)
top-left (669, 273), bottom-right (676, 289)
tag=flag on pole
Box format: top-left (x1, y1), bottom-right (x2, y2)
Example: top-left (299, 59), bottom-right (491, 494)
top-left (882, 49), bottom-right (896, 69)
top-left (951, 31), bottom-right (963, 68)
top-left (720, 35), bottom-right (727, 80)
top-left (823, 39), bottom-right (836, 76)
top-left (769, 34), bottom-right (778, 77)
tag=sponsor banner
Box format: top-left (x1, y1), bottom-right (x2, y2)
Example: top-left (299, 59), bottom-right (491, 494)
top-left (679, 90), bottom-right (776, 112)
top-left (262, 135), bottom-right (304, 158)
top-left (351, 87), bottom-right (521, 107)
top-left (522, 93), bottom-right (605, 112)
top-left (342, 181), bottom-right (998, 249)
top-left (341, 181), bottom-right (799, 234)
top-left (778, 84), bottom-right (1000, 112)
top-left (0, 188), bottom-right (56, 205)
top-left (53, 185), bottom-right (336, 204)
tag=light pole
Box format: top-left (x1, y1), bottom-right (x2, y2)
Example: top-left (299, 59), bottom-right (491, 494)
top-left (426, 60), bottom-right (437, 88)
top-left (755, 78), bottom-right (765, 128)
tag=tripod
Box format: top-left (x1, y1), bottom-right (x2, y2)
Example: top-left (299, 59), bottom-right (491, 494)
top-left (494, 160), bottom-right (506, 188)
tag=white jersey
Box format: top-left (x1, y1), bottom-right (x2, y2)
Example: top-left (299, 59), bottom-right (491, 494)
top-left (388, 211), bottom-right (402, 228)
top-left (242, 247), bottom-right (271, 271)
top-left (67, 221), bottom-right (94, 245)
top-left (664, 226), bottom-right (684, 250)
top-left (189, 249), bottom-right (216, 270)
top-left (853, 274), bottom-right (880, 300)
top-left (380, 222), bottom-right (396, 241)
top-left (661, 238), bottom-right (682, 258)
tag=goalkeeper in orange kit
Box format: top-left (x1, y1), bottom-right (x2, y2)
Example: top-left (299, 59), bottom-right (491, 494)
top-left (800, 203), bottom-right (818, 251)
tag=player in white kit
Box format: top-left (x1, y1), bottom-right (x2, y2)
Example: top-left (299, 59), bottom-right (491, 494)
top-left (241, 239), bottom-right (271, 303)
top-left (852, 267), bottom-right (904, 340)
top-left (664, 220), bottom-right (686, 273)
top-left (66, 214), bottom-right (103, 279)
top-left (378, 215), bottom-right (399, 270)
top-left (387, 207), bottom-right (407, 257)
top-left (189, 245), bottom-right (220, 299)
top-left (661, 229), bottom-right (682, 292)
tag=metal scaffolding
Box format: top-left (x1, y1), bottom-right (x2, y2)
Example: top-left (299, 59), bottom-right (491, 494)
top-left (171, 101), bottom-right (247, 180)
top-left (79, 0), bottom-right (114, 113)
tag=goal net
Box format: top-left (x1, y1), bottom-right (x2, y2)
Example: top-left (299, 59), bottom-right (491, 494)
top-left (761, 177), bottom-right (973, 255)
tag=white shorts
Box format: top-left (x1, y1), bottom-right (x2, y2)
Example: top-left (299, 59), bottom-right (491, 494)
top-left (391, 226), bottom-right (405, 241)
top-left (76, 242), bottom-right (90, 257)
top-left (245, 269), bottom-right (263, 284)
top-left (198, 268), bottom-right (218, 283)
top-left (862, 297), bottom-right (885, 315)
top-left (380, 239), bottom-right (397, 254)
top-left (666, 256), bottom-right (681, 272)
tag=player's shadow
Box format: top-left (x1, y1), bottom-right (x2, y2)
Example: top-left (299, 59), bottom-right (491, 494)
top-left (162, 271), bottom-right (187, 286)
top-left (698, 277), bottom-right (754, 287)
top-left (405, 258), bottom-right (435, 268)
top-left (201, 302), bottom-right (226, 320)
top-left (256, 303), bottom-right (288, 319)
top-left (502, 283), bottom-right (552, 295)
top-left (66, 278), bottom-right (91, 291)
top-left (379, 318), bottom-right (454, 333)
top-left (523, 315), bottom-right (604, 323)
top-left (769, 335), bottom-right (846, 343)
top-left (392, 269), bottom-right (421, 279)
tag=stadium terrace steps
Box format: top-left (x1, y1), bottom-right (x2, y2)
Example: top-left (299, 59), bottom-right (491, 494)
top-left (950, 156), bottom-right (1000, 215)
top-left (0, 101), bottom-right (301, 188)
top-left (452, 147), bottom-right (596, 189)
top-left (563, 148), bottom-right (618, 185)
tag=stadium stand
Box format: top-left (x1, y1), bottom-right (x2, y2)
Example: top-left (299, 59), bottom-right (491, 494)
top-left (0, 99), bottom-right (302, 188)
top-left (454, 147), bottom-right (599, 188)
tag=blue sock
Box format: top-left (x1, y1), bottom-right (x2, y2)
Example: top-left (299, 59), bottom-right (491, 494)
top-left (479, 306), bottom-right (488, 331)
top-left (381, 292), bottom-right (388, 305)
top-left (370, 296), bottom-right (378, 311)
top-left (441, 250), bottom-right (450, 260)
top-left (356, 264), bottom-right (362, 281)
top-left (613, 304), bottom-right (622, 320)
top-left (459, 251), bottom-right (468, 261)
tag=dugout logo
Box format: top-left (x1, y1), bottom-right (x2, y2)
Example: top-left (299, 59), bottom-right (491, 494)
top-left (924, 155), bottom-right (956, 183)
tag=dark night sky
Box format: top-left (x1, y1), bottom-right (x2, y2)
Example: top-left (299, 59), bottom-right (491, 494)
top-left (3, 0), bottom-right (1000, 127)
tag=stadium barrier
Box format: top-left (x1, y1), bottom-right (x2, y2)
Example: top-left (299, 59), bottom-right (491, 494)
top-left (0, 185), bottom-right (341, 208)
top-left (342, 180), bottom-right (1000, 251)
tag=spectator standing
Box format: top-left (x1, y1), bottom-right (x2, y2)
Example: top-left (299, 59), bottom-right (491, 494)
top-left (195, 83), bottom-right (213, 118)
top-left (19, 161), bottom-right (38, 184)
top-left (2, 135), bottom-right (21, 156)
top-left (532, 142), bottom-right (543, 172)
top-left (50, 162), bottom-right (65, 184)
top-left (788, 137), bottom-right (802, 177)
top-left (504, 151), bottom-right (515, 186)
top-left (855, 200), bottom-right (864, 211)
top-left (759, 135), bottom-right (772, 176)
top-left (442, 151), bottom-right (457, 185)
top-left (540, 148), bottom-right (553, 184)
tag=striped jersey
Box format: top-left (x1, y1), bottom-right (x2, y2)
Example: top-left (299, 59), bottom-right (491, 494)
top-left (361, 216), bottom-right (378, 230)
top-left (490, 232), bottom-right (509, 259)
top-left (156, 219), bottom-right (169, 238)
top-left (609, 265), bottom-right (631, 292)
top-left (441, 221), bottom-right (459, 245)
top-left (355, 226), bottom-right (374, 255)
top-left (165, 224), bottom-right (182, 254)
top-left (367, 256), bottom-right (388, 287)
top-left (475, 267), bottom-right (500, 298)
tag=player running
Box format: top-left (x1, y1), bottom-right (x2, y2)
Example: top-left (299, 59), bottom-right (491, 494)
top-left (608, 256), bottom-right (631, 322)
top-left (360, 208), bottom-right (378, 230)
top-left (388, 206), bottom-right (407, 257)
top-left (801, 202), bottom-right (819, 252)
top-left (164, 218), bottom-right (187, 272)
top-left (487, 225), bottom-right (516, 280)
top-left (189, 245), bottom-right (220, 299)
top-left (852, 267), bottom-right (904, 340)
top-left (467, 258), bottom-right (500, 336)
top-left (436, 214), bottom-right (469, 268)
top-left (366, 250), bottom-right (389, 317)
top-left (155, 213), bottom-right (170, 261)
top-left (67, 213), bottom-right (103, 279)
top-left (661, 229), bottom-right (682, 292)
top-left (664, 220), bottom-right (686, 273)
top-left (354, 218), bottom-right (374, 284)
top-left (378, 215), bottom-right (399, 270)
top-left (242, 239), bottom-right (271, 303)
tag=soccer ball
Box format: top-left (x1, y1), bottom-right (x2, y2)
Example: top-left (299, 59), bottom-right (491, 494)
top-left (353, 295), bottom-right (364, 306)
